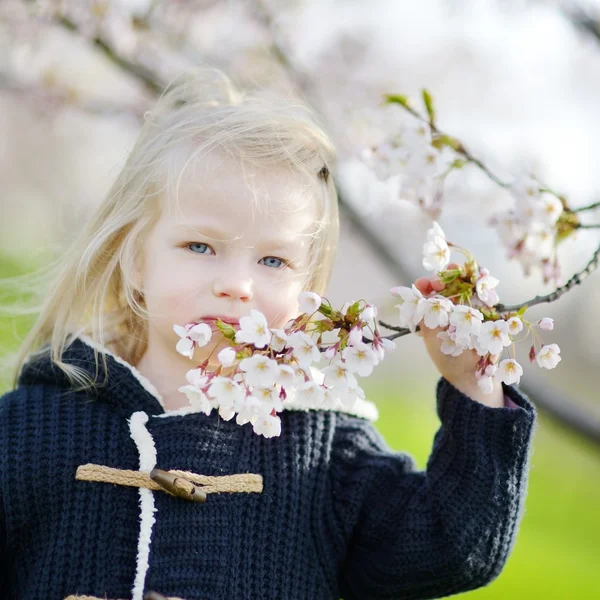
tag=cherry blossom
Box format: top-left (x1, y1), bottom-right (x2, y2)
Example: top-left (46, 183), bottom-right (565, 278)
top-left (217, 347), bottom-right (237, 367)
top-left (208, 377), bottom-right (244, 410)
top-left (391, 284), bottom-right (425, 331)
top-left (322, 359), bottom-right (358, 391)
top-left (422, 235), bottom-right (450, 272)
top-left (173, 322), bottom-right (212, 359)
top-left (269, 329), bottom-right (288, 352)
top-left (536, 344), bottom-right (562, 369)
top-left (475, 275), bottom-right (500, 308)
top-left (497, 359), bottom-right (524, 385)
top-left (235, 309), bottom-right (272, 348)
top-left (416, 297), bottom-right (453, 329)
top-left (298, 291), bottom-right (322, 314)
top-left (239, 355), bottom-right (279, 388)
top-left (506, 317), bottom-right (523, 336)
top-left (449, 305), bottom-right (484, 338)
top-left (342, 342), bottom-right (377, 377)
top-left (538, 317), bottom-right (554, 331)
top-left (477, 320), bottom-right (512, 355)
top-left (287, 331), bottom-right (321, 367)
top-left (252, 413), bottom-right (282, 438)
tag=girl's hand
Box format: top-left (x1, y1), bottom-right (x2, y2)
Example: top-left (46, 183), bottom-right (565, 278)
top-left (413, 265), bottom-right (504, 407)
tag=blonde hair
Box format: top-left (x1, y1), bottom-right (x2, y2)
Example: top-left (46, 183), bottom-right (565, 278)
top-left (5, 67), bottom-right (339, 390)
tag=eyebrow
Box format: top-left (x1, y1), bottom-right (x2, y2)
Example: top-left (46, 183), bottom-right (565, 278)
top-left (175, 223), bottom-right (303, 249)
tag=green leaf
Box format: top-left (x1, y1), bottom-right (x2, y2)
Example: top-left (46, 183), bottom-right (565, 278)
top-left (431, 134), bottom-right (461, 151)
top-left (439, 268), bottom-right (462, 284)
top-left (215, 319), bottom-right (236, 340)
top-left (517, 305), bottom-right (528, 317)
top-left (422, 89), bottom-right (435, 124)
top-left (383, 94), bottom-right (412, 109)
top-left (319, 303), bottom-right (333, 318)
top-left (345, 300), bottom-right (362, 321)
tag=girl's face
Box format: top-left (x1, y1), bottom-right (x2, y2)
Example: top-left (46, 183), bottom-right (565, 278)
top-left (137, 150), bottom-right (319, 367)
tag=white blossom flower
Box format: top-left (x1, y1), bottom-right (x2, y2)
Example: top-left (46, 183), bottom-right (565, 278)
top-left (173, 323), bottom-right (213, 358)
top-left (185, 368), bottom-right (208, 388)
top-left (217, 347), bottom-right (237, 367)
top-left (538, 317), bottom-right (554, 331)
top-left (208, 377), bottom-right (244, 409)
top-left (294, 380), bottom-right (326, 406)
top-left (187, 323), bottom-right (213, 346)
top-left (535, 195), bottom-right (563, 227)
top-left (337, 380), bottom-right (366, 409)
top-left (348, 327), bottom-right (364, 347)
top-left (475, 275), bottom-right (500, 307)
top-left (342, 342), bottom-right (377, 377)
top-left (477, 375), bottom-right (496, 394)
top-left (391, 284), bottom-right (425, 332)
top-left (506, 317), bottom-right (524, 336)
top-left (381, 338), bottom-right (396, 352)
top-left (497, 359), bottom-right (523, 385)
top-left (477, 320), bottom-right (512, 355)
top-left (239, 355), bottom-right (279, 388)
top-left (298, 291), bottom-right (322, 315)
top-left (253, 386), bottom-right (283, 413)
top-left (426, 221), bottom-right (446, 242)
top-left (235, 396), bottom-right (262, 426)
top-left (416, 297), bottom-right (453, 329)
top-left (276, 364), bottom-right (295, 389)
top-left (449, 305), bottom-right (484, 338)
top-left (485, 364), bottom-right (498, 377)
top-left (536, 344), bottom-right (562, 369)
top-left (361, 304), bottom-right (377, 330)
top-left (253, 413), bottom-right (282, 438)
top-left (437, 330), bottom-right (467, 357)
top-left (218, 405), bottom-right (236, 421)
top-left (178, 385), bottom-right (213, 415)
top-left (422, 235), bottom-right (450, 272)
top-left (235, 309), bottom-right (272, 348)
top-left (287, 331), bottom-right (321, 367)
top-left (269, 329), bottom-right (288, 352)
top-left (323, 359), bottom-right (358, 391)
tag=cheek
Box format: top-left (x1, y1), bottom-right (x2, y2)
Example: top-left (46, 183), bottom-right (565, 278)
top-left (258, 276), bottom-right (303, 328)
top-left (142, 255), bottom-right (210, 316)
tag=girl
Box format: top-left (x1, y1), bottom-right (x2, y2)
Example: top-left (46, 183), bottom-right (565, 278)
top-left (0, 68), bottom-right (536, 600)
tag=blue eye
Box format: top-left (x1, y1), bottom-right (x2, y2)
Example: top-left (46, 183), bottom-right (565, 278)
top-left (260, 256), bottom-right (286, 269)
top-left (188, 242), bottom-right (214, 255)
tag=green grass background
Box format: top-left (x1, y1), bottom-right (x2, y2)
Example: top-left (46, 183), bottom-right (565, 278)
top-left (1, 254), bottom-right (599, 598)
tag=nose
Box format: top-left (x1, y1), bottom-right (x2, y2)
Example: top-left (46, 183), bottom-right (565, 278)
top-left (212, 268), bottom-right (253, 302)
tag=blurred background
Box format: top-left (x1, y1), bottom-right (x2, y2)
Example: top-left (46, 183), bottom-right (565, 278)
top-left (1, 0), bottom-right (599, 597)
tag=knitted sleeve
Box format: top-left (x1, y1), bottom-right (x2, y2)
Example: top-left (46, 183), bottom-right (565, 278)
top-left (331, 377), bottom-right (537, 600)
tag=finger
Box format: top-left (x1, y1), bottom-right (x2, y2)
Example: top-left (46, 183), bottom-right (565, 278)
top-left (430, 278), bottom-right (445, 292)
top-left (414, 277), bottom-right (433, 295)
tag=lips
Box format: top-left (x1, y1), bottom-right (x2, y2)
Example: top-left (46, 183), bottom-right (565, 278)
top-left (199, 316), bottom-right (240, 326)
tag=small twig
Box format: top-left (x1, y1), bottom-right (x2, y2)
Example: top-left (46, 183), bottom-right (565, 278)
top-left (576, 223), bottom-right (600, 229)
top-left (571, 200), bottom-right (600, 213)
top-left (55, 15), bottom-right (164, 96)
top-left (495, 240), bottom-right (600, 313)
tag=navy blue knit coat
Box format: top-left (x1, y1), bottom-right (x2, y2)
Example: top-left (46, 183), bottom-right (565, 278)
top-left (0, 337), bottom-right (537, 600)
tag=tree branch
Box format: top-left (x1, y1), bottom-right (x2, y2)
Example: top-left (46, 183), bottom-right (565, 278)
top-left (495, 240), bottom-right (600, 313)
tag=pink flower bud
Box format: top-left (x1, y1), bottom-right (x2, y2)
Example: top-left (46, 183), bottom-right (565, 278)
top-left (538, 317), bottom-right (554, 331)
top-left (529, 344), bottom-right (536, 363)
